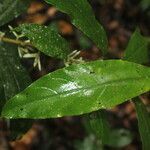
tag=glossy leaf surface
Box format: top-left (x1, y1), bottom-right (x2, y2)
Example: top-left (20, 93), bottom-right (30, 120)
top-left (16, 24), bottom-right (70, 59)
top-left (2, 60), bottom-right (150, 119)
top-left (123, 29), bottom-right (149, 64)
top-left (0, 0), bottom-right (30, 27)
top-left (45, 0), bottom-right (108, 55)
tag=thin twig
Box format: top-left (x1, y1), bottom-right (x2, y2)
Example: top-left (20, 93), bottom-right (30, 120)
top-left (0, 36), bottom-right (32, 47)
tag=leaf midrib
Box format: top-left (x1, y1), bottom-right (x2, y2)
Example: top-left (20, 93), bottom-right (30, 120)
top-left (14, 76), bottom-right (150, 106)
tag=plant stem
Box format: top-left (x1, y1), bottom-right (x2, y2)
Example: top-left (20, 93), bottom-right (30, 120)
top-left (0, 36), bottom-right (32, 47)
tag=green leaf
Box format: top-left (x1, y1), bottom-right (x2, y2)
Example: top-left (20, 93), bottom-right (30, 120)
top-left (16, 24), bottom-right (70, 59)
top-left (0, 42), bottom-right (31, 105)
top-left (0, 41), bottom-right (32, 139)
top-left (75, 134), bottom-right (103, 150)
top-left (134, 98), bottom-right (150, 150)
top-left (141, 0), bottom-right (150, 9)
top-left (0, 0), bottom-right (30, 27)
top-left (86, 110), bottom-right (133, 147)
top-left (2, 60), bottom-right (150, 119)
top-left (87, 110), bottom-right (110, 144)
top-left (123, 28), bottom-right (149, 64)
top-left (45, 0), bottom-right (108, 55)
top-left (124, 29), bottom-right (150, 150)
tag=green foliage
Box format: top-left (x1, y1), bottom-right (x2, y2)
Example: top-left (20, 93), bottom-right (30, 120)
top-left (0, 0), bottom-right (150, 148)
top-left (45, 0), bottom-right (108, 55)
top-left (0, 0), bottom-right (30, 27)
top-left (0, 42), bottom-right (31, 107)
top-left (16, 24), bottom-right (70, 59)
top-left (134, 98), bottom-right (150, 150)
top-left (123, 28), bottom-right (149, 64)
top-left (0, 41), bottom-right (32, 139)
top-left (2, 60), bottom-right (150, 118)
top-left (124, 29), bottom-right (150, 150)
top-left (75, 134), bottom-right (103, 150)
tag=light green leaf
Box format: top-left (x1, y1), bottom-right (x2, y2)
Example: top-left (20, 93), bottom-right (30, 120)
top-left (0, 0), bottom-right (30, 27)
top-left (123, 28), bottom-right (149, 64)
top-left (75, 134), bottom-right (103, 150)
top-left (16, 24), bottom-right (70, 59)
top-left (124, 29), bottom-right (150, 150)
top-left (45, 0), bottom-right (108, 55)
top-left (2, 60), bottom-right (150, 119)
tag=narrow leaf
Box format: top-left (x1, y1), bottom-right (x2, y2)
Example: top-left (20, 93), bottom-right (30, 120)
top-left (124, 29), bottom-right (150, 150)
top-left (45, 0), bottom-right (108, 55)
top-left (0, 0), bottom-right (30, 27)
top-left (16, 24), bottom-right (70, 59)
top-left (2, 60), bottom-right (150, 119)
top-left (134, 98), bottom-right (150, 150)
top-left (87, 110), bottom-right (110, 144)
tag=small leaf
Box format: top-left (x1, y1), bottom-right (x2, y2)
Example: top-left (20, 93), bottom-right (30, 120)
top-left (2, 60), bottom-right (150, 119)
top-left (123, 28), bottom-right (149, 64)
top-left (45, 0), bottom-right (108, 55)
top-left (0, 0), bottom-right (30, 27)
top-left (106, 129), bottom-right (133, 148)
top-left (16, 24), bottom-right (70, 59)
top-left (75, 134), bottom-right (103, 150)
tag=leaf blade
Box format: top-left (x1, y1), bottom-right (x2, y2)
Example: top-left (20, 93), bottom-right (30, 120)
top-left (0, 0), bottom-right (30, 27)
top-left (2, 60), bottom-right (150, 119)
top-left (123, 28), bottom-right (149, 64)
top-left (16, 24), bottom-right (70, 59)
top-left (124, 29), bottom-right (150, 150)
top-left (45, 0), bottom-right (108, 55)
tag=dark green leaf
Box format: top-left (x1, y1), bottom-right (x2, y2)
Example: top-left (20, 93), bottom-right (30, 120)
top-left (45, 0), bottom-right (108, 55)
top-left (2, 60), bottom-right (150, 119)
top-left (86, 110), bottom-right (133, 147)
top-left (134, 98), bottom-right (150, 150)
top-left (124, 29), bottom-right (150, 150)
top-left (16, 24), bottom-right (70, 59)
top-left (0, 0), bottom-right (30, 27)
top-left (0, 41), bottom-right (32, 139)
top-left (123, 28), bottom-right (149, 64)
top-left (87, 110), bottom-right (110, 144)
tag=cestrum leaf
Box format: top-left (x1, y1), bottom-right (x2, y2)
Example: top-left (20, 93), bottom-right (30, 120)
top-left (2, 60), bottom-right (150, 119)
top-left (45, 0), bottom-right (108, 55)
top-left (16, 24), bottom-right (70, 59)
top-left (0, 0), bottom-right (30, 27)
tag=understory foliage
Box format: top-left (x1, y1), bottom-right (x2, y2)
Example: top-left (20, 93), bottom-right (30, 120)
top-left (0, 0), bottom-right (150, 149)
